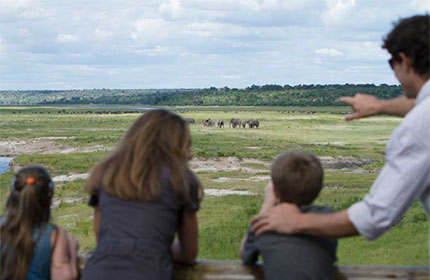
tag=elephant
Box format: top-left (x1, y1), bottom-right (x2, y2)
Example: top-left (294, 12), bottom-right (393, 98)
top-left (203, 118), bottom-right (215, 127)
top-left (217, 120), bottom-right (224, 128)
top-left (245, 119), bottom-right (260, 128)
top-left (229, 118), bottom-right (241, 128)
top-left (185, 118), bottom-right (195, 124)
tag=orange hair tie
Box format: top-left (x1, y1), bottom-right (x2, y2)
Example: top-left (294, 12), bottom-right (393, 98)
top-left (26, 177), bottom-right (35, 184)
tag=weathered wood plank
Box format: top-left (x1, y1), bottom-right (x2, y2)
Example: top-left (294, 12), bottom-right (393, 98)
top-left (79, 256), bottom-right (429, 279)
top-left (174, 261), bottom-right (429, 280)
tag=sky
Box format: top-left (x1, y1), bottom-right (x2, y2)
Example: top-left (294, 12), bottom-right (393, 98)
top-left (0, 0), bottom-right (429, 90)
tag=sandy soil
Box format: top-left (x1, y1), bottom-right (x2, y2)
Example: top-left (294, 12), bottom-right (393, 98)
top-left (189, 157), bottom-right (269, 173)
top-left (53, 174), bottom-right (89, 182)
top-left (0, 138), bottom-right (109, 157)
top-left (318, 156), bottom-right (374, 169)
top-left (204, 189), bottom-right (254, 196)
top-left (52, 197), bottom-right (84, 208)
top-left (2, 139), bottom-right (378, 199)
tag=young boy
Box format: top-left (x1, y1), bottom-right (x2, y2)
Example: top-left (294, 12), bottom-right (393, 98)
top-left (240, 151), bottom-right (337, 280)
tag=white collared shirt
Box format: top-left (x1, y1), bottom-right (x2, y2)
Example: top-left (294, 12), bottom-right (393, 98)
top-left (348, 80), bottom-right (430, 240)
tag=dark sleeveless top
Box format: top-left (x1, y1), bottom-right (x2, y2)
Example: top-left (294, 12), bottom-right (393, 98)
top-left (81, 169), bottom-right (200, 280)
top-left (0, 216), bottom-right (54, 280)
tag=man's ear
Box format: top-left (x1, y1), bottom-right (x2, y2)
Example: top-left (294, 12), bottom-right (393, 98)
top-left (398, 52), bottom-right (414, 70)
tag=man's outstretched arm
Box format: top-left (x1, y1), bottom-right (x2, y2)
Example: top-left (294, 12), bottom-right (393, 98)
top-left (251, 203), bottom-right (358, 238)
top-left (340, 94), bottom-right (415, 121)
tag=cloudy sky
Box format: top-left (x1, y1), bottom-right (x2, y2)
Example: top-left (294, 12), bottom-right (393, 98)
top-left (0, 0), bottom-right (429, 90)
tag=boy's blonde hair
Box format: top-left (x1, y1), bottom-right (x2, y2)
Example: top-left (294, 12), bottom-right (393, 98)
top-left (271, 151), bottom-right (323, 206)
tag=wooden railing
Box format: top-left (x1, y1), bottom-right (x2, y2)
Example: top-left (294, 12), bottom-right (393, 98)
top-left (79, 257), bottom-right (429, 279)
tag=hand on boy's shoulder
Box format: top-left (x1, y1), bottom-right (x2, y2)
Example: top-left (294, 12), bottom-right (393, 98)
top-left (300, 205), bottom-right (336, 214)
top-left (250, 203), bottom-right (302, 236)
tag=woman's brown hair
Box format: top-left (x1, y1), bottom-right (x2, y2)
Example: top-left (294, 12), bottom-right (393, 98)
top-left (85, 109), bottom-right (201, 202)
top-left (1, 166), bottom-right (54, 280)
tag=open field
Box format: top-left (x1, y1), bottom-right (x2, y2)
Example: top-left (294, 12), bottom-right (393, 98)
top-left (0, 106), bottom-right (428, 265)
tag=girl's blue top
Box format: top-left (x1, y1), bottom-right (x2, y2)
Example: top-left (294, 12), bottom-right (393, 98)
top-left (0, 216), bottom-right (53, 280)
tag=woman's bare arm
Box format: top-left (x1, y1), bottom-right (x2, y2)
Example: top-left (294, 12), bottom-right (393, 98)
top-left (171, 210), bottom-right (198, 264)
top-left (94, 206), bottom-right (101, 242)
top-left (51, 227), bottom-right (79, 280)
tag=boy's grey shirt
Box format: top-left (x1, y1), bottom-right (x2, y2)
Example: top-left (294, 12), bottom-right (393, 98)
top-left (243, 205), bottom-right (337, 280)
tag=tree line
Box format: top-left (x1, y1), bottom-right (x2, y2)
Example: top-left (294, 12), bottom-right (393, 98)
top-left (0, 84), bottom-right (403, 106)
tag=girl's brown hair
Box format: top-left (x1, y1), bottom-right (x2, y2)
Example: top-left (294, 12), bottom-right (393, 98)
top-left (85, 109), bottom-right (201, 202)
top-left (1, 166), bottom-right (54, 280)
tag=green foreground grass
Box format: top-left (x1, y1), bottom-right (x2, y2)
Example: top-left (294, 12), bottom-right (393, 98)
top-left (0, 106), bottom-right (428, 265)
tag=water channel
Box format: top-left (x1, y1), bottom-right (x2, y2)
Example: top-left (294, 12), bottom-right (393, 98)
top-left (0, 157), bottom-right (13, 175)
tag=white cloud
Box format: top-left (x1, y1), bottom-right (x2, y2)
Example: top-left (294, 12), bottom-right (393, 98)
top-left (159, 0), bottom-right (183, 19)
top-left (314, 48), bottom-right (343, 56)
top-left (134, 45), bottom-right (169, 56)
top-left (0, 37), bottom-right (5, 52)
top-left (0, 0), bottom-right (426, 89)
top-left (93, 29), bottom-right (111, 40)
top-left (321, 0), bottom-right (356, 25)
top-left (0, 0), bottom-right (37, 10)
top-left (184, 21), bottom-right (248, 37)
top-left (410, 0), bottom-right (430, 11)
top-left (55, 34), bottom-right (79, 43)
top-left (0, 0), bottom-right (44, 19)
top-left (131, 18), bottom-right (169, 42)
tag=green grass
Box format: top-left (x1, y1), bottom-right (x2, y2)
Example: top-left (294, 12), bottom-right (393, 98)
top-left (13, 152), bottom-right (109, 176)
top-left (0, 106), bottom-right (427, 265)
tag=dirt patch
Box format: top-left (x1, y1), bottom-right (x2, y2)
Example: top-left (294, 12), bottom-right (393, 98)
top-left (314, 142), bottom-right (346, 146)
top-left (52, 197), bottom-right (83, 207)
top-left (190, 157), bottom-right (269, 173)
top-left (0, 139), bottom-right (109, 157)
top-left (35, 137), bottom-right (76, 140)
top-left (319, 156), bottom-right (374, 169)
top-left (204, 189), bottom-right (254, 196)
top-left (344, 168), bottom-right (380, 174)
top-left (53, 173), bottom-right (88, 182)
top-left (213, 175), bottom-right (270, 183)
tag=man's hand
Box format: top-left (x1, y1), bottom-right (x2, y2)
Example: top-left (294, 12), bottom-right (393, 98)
top-left (251, 203), bottom-right (302, 236)
top-left (339, 93), bottom-right (381, 121)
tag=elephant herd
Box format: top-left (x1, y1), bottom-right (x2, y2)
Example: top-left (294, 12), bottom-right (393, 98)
top-left (185, 118), bottom-right (259, 128)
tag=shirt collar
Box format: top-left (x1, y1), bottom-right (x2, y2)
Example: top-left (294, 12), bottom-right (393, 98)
top-left (416, 79), bottom-right (430, 105)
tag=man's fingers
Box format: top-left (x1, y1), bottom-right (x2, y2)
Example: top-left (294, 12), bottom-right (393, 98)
top-left (344, 112), bottom-right (360, 121)
top-left (250, 213), bottom-right (265, 224)
top-left (254, 224), bottom-right (272, 237)
top-left (250, 215), bottom-right (269, 233)
top-left (251, 216), bottom-right (272, 237)
top-left (339, 96), bottom-right (354, 104)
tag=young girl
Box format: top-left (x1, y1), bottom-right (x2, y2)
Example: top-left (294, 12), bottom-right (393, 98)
top-left (1, 165), bottom-right (79, 280)
top-left (82, 110), bottom-right (203, 280)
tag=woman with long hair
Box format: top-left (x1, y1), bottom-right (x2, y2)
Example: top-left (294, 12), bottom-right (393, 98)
top-left (82, 109), bottom-right (203, 279)
top-left (1, 166), bottom-right (79, 280)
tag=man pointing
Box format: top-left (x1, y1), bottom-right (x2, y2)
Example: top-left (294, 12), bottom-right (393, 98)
top-left (252, 15), bottom-right (430, 241)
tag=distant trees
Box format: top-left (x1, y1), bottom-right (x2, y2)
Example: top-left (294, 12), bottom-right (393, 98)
top-left (0, 84), bottom-right (403, 107)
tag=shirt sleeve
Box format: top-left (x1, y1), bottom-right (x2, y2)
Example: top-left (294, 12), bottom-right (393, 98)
top-left (183, 171), bottom-right (201, 212)
top-left (348, 124), bottom-right (429, 240)
top-left (242, 226), bottom-right (260, 265)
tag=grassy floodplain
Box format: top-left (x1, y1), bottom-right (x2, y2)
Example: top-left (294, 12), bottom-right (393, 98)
top-left (0, 105), bottom-right (428, 265)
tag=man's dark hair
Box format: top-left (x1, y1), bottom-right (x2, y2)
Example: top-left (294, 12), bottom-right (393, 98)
top-left (271, 151), bottom-right (323, 206)
top-left (382, 14), bottom-right (429, 76)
